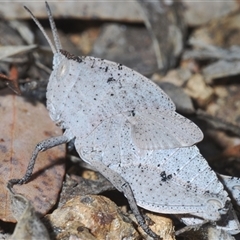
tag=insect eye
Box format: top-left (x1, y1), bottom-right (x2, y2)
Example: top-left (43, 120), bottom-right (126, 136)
top-left (56, 59), bottom-right (70, 79)
top-left (60, 64), bottom-right (67, 75)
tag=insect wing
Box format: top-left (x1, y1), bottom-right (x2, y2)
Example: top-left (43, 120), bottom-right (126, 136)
top-left (129, 109), bottom-right (203, 150)
top-left (57, 55), bottom-right (203, 150)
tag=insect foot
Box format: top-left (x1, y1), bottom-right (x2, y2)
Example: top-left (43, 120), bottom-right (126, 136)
top-left (8, 1), bottom-right (240, 239)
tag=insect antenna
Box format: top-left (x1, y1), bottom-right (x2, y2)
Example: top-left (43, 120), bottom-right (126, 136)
top-left (24, 4), bottom-right (57, 54)
top-left (45, 1), bottom-right (62, 52)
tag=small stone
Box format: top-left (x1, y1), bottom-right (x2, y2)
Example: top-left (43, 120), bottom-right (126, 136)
top-left (185, 74), bottom-right (214, 108)
top-left (45, 195), bottom-right (140, 240)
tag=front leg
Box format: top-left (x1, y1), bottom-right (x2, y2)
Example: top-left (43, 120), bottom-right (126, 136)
top-left (88, 160), bottom-right (161, 240)
top-left (8, 135), bottom-right (69, 187)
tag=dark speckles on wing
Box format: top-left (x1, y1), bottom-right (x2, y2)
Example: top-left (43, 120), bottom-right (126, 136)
top-left (107, 77), bottom-right (116, 83)
top-left (160, 171), bottom-right (172, 182)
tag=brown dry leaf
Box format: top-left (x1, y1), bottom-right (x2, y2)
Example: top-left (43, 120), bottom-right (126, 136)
top-left (0, 89), bottom-right (66, 222)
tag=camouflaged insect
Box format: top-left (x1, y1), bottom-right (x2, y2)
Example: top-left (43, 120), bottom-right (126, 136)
top-left (8, 2), bottom-right (240, 239)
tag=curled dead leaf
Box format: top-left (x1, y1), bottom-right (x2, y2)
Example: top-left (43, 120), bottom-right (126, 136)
top-left (7, 187), bottom-right (50, 240)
